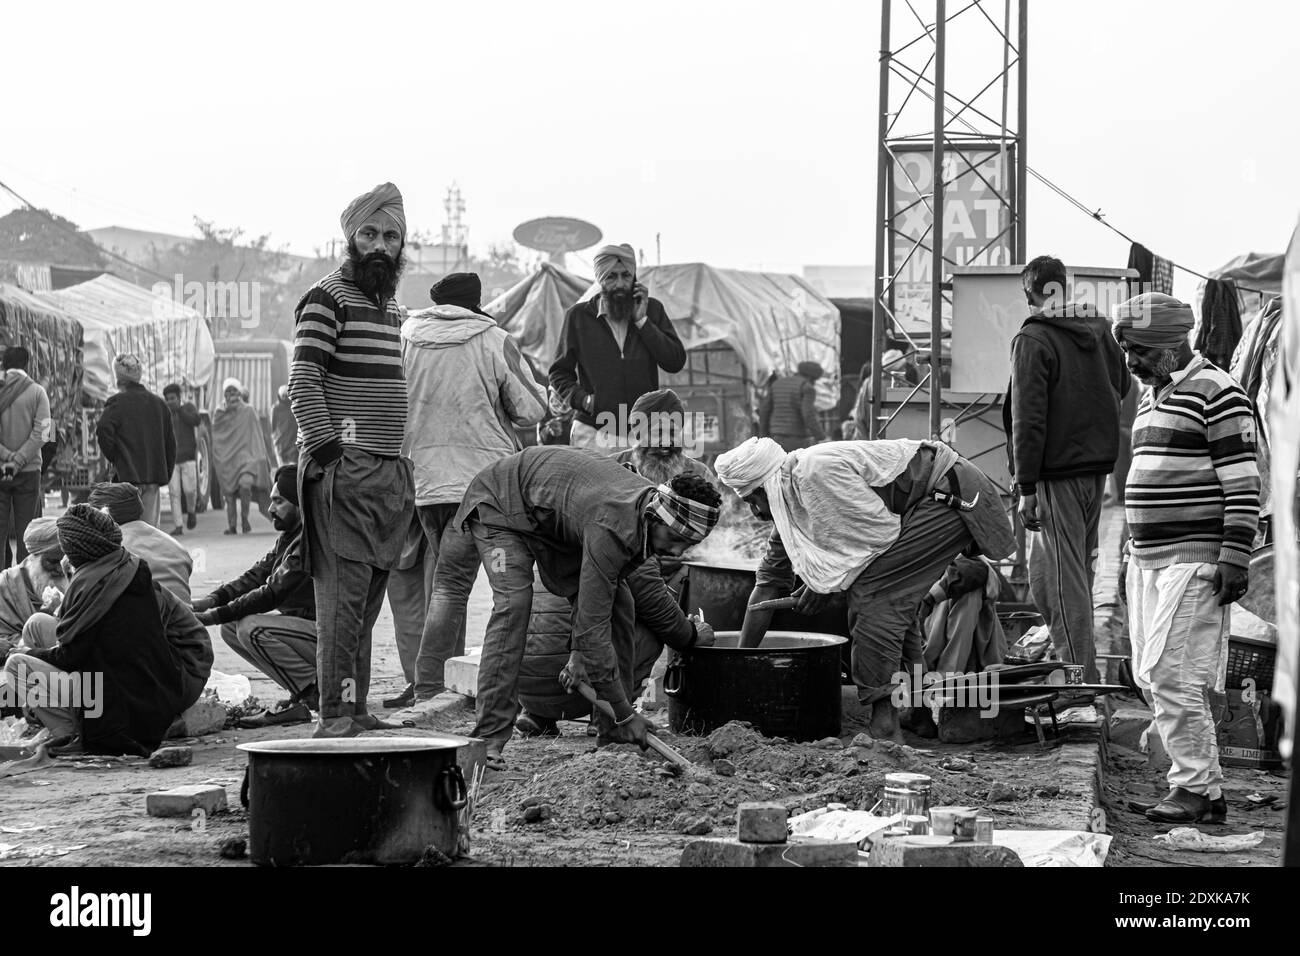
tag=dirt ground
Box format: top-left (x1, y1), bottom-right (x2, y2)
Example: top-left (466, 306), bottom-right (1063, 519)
top-left (1, 496), bottom-right (1286, 868)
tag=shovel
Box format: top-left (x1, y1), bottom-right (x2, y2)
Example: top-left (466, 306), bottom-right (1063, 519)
top-left (573, 681), bottom-right (694, 771)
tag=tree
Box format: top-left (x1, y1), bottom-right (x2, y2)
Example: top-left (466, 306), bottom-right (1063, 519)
top-left (0, 207), bottom-right (107, 267)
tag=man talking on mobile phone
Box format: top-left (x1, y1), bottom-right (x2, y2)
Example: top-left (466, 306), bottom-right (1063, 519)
top-left (549, 244), bottom-right (686, 456)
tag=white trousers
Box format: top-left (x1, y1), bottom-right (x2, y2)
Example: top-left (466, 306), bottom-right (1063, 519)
top-left (1126, 561), bottom-right (1227, 796)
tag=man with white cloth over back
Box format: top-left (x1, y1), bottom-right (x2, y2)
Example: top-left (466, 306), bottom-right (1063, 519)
top-left (716, 437), bottom-right (1014, 741)
top-left (1114, 292), bottom-right (1262, 825)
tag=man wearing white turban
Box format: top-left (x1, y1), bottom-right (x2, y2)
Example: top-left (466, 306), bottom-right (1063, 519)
top-left (0, 516), bottom-right (68, 652)
top-left (716, 436), bottom-right (1014, 741)
top-left (288, 182), bottom-right (416, 738)
top-left (549, 244), bottom-right (686, 455)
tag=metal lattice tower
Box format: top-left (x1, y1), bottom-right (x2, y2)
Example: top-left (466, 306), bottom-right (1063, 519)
top-left (870, 0), bottom-right (1027, 439)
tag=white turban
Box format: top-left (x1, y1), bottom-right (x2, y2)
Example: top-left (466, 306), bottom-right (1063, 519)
top-left (593, 243), bottom-right (636, 284)
top-left (23, 516), bottom-right (62, 557)
top-left (222, 377), bottom-right (242, 394)
top-left (715, 437), bottom-right (787, 498)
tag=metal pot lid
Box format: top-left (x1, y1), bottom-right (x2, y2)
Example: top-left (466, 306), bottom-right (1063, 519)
top-left (683, 558), bottom-right (759, 573)
top-left (694, 630), bottom-right (848, 651)
top-left (237, 734), bottom-right (470, 756)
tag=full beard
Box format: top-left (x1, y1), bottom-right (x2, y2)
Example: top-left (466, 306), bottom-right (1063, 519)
top-left (604, 288), bottom-right (636, 324)
top-left (346, 240), bottom-right (405, 302)
top-left (633, 447), bottom-right (687, 485)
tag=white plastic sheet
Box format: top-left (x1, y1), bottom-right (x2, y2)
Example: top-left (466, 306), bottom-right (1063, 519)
top-left (990, 829), bottom-right (1112, 867)
top-left (203, 670), bottom-right (251, 705)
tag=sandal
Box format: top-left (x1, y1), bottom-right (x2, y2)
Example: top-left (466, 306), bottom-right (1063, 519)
top-left (484, 751), bottom-right (507, 772)
top-left (515, 712), bottom-right (560, 738)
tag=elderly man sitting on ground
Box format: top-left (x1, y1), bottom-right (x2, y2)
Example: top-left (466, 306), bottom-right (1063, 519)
top-left (0, 518), bottom-right (69, 655)
top-left (87, 481), bottom-right (192, 601)
top-left (716, 436), bottom-right (1015, 742)
top-left (2, 506), bottom-right (204, 756)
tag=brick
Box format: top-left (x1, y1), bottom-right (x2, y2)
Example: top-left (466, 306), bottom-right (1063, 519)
top-left (1106, 706), bottom-right (1153, 750)
top-left (868, 835), bottom-right (1023, 867)
top-left (148, 746), bottom-right (193, 768)
top-left (180, 696), bottom-right (227, 736)
top-left (736, 803), bottom-right (787, 844)
top-left (446, 650), bottom-right (482, 698)
top-left (146, 785), bottom-right (227, 818)
top-left (681, 838), bottom-right (859, 868)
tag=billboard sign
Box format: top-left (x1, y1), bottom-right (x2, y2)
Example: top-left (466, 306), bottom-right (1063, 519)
top-left (513, 217), bottom-right (603, 255)
top-left (889, 146), bottom-right (1014, 337)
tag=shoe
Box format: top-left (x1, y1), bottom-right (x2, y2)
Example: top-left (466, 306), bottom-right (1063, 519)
top-left (586, 720), bottom-right (598, 737)
top-left (867, 699), bottom-right (904, 744)
top-left (1145, 787), bottom-right (1225, 824)
top-left (383, 683), bottom-right (415, 709)
top-left (313, 716), bottom-right (361, 739)
top-left (48, 734), bottom-right (86, 756)
top-left (224, 527), bottom-right (237, 536)
top-left (187, 513), bottom-right (197, 530)
top-left (238, 700), bottom-right (311, 728)
top-left (352, 713), bottom-right (402, 731)
top-left (516, 712), bottom-right (560, 738)
top-left (241, 519), bottom-right (252, 533)
top-left (170, 527), bottom-right (184, 537)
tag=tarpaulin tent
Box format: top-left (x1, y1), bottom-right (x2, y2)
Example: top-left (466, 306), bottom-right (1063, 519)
top-left (627, 264), bottom-right (841, 409)
top-left (1199, 251), bottom-right (1286, 320)
top-left (41, 274), bottom-right (215, 401)
top-left (0, 283), bottom-right (84, 448)
top-left (488, 262), bottom-right (590, 372)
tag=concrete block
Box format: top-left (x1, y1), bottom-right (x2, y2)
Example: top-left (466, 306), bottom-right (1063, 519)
top-left (1106, 706), bottom-right (1153, 750)
top-left (446, 649), bottom-right (482, 698)
top-left (146, 784), bottom-right (227, 818)
top-left (868, 835), bottom-right (1023, 867)
top-left (681, 838), bottom-right (858, 867)
top-left (736, 802), bottom-right (788, 844)
top-left (181, 696), bottom-right (227, 736)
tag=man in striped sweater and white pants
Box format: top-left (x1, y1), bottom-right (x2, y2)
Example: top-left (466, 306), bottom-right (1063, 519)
top-left (289, 182), bottom-right (416, 738)
top-left (1114, 293), bottom-right (1262, 825)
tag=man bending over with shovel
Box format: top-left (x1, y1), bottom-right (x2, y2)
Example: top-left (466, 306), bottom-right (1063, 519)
top-left (455, 446), bottom-right (722, 770)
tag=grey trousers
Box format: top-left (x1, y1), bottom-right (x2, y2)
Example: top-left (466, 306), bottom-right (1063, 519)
top-left (1029, 474), bottom-right (1105, 684)
top-left (848, 496), bottom-right (973, 703)
top-left (221, 614), bottom-right (318, 697)
top-left (386, 532), bottom-right (435, 685)
top-left (413, 503), bottom-right (477, 698)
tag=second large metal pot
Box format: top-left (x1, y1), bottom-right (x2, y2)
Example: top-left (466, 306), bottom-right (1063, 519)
top-left (666, 631), bottom-right (847, 741)
top-left (238, 736), bottom-right (468, 866)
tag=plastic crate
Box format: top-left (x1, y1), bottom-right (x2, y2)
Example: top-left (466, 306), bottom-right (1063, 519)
top-left (1225, 636), bottom-right (1276, 695)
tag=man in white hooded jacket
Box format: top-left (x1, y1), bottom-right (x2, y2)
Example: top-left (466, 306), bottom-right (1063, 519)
top-left (398, 273), bottom-right (547, 702)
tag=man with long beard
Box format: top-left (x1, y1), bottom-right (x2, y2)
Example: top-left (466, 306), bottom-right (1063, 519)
top-left (614, 388), bottom-right (713, 487)
top-left (288, 182), bottom-right (415, 738)
top-left (549, 244), bottom-right (686, 455)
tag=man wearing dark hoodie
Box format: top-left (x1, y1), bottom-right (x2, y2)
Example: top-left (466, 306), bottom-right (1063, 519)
top-left (399, 273), bottom-right (547, 703)
top-left (1002, 255), bottom-right (1130, 688)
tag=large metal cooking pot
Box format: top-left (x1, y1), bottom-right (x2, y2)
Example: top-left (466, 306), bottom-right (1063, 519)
top-left (665, 631), bottom-right (847, 741)
top-left (238, 736), bottom-right (468, 866)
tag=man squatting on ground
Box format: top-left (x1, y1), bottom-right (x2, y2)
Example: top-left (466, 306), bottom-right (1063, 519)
top-left (1114, 293), bottom-right (1262, 825)
top-left (191, 465), bottom-right (319, 727)
top-left (289, 182), bottom-right (415, 738)
top-left (717, 437), bottom-right (1014, 742)
top-left (455, 446), bottom-right (722, 769)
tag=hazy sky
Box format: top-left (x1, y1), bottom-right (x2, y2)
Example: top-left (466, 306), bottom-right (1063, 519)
top-left (4, 0), bottom-right (1297, 298)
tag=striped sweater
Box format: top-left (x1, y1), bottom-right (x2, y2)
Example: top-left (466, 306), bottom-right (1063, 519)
top-left (288, 264), bottom-right (407, 461)
top-left (1124, 355), bottom-right (1261, 570)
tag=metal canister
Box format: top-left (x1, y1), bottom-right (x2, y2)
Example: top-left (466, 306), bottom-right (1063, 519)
top-left (904, 814), bottom-right (930, 835)
top-left (952, 810), bottom-right (980, 843)
top-left (974, 816), bottom-right (994, 844)
top-left (881, 772), bottom-right (933, 817)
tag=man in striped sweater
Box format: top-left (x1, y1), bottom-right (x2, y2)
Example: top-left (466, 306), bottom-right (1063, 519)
top-left (288, 182), bottom-right (416, 738)
top-left (1114, 293), bottom-right (1261, 825)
